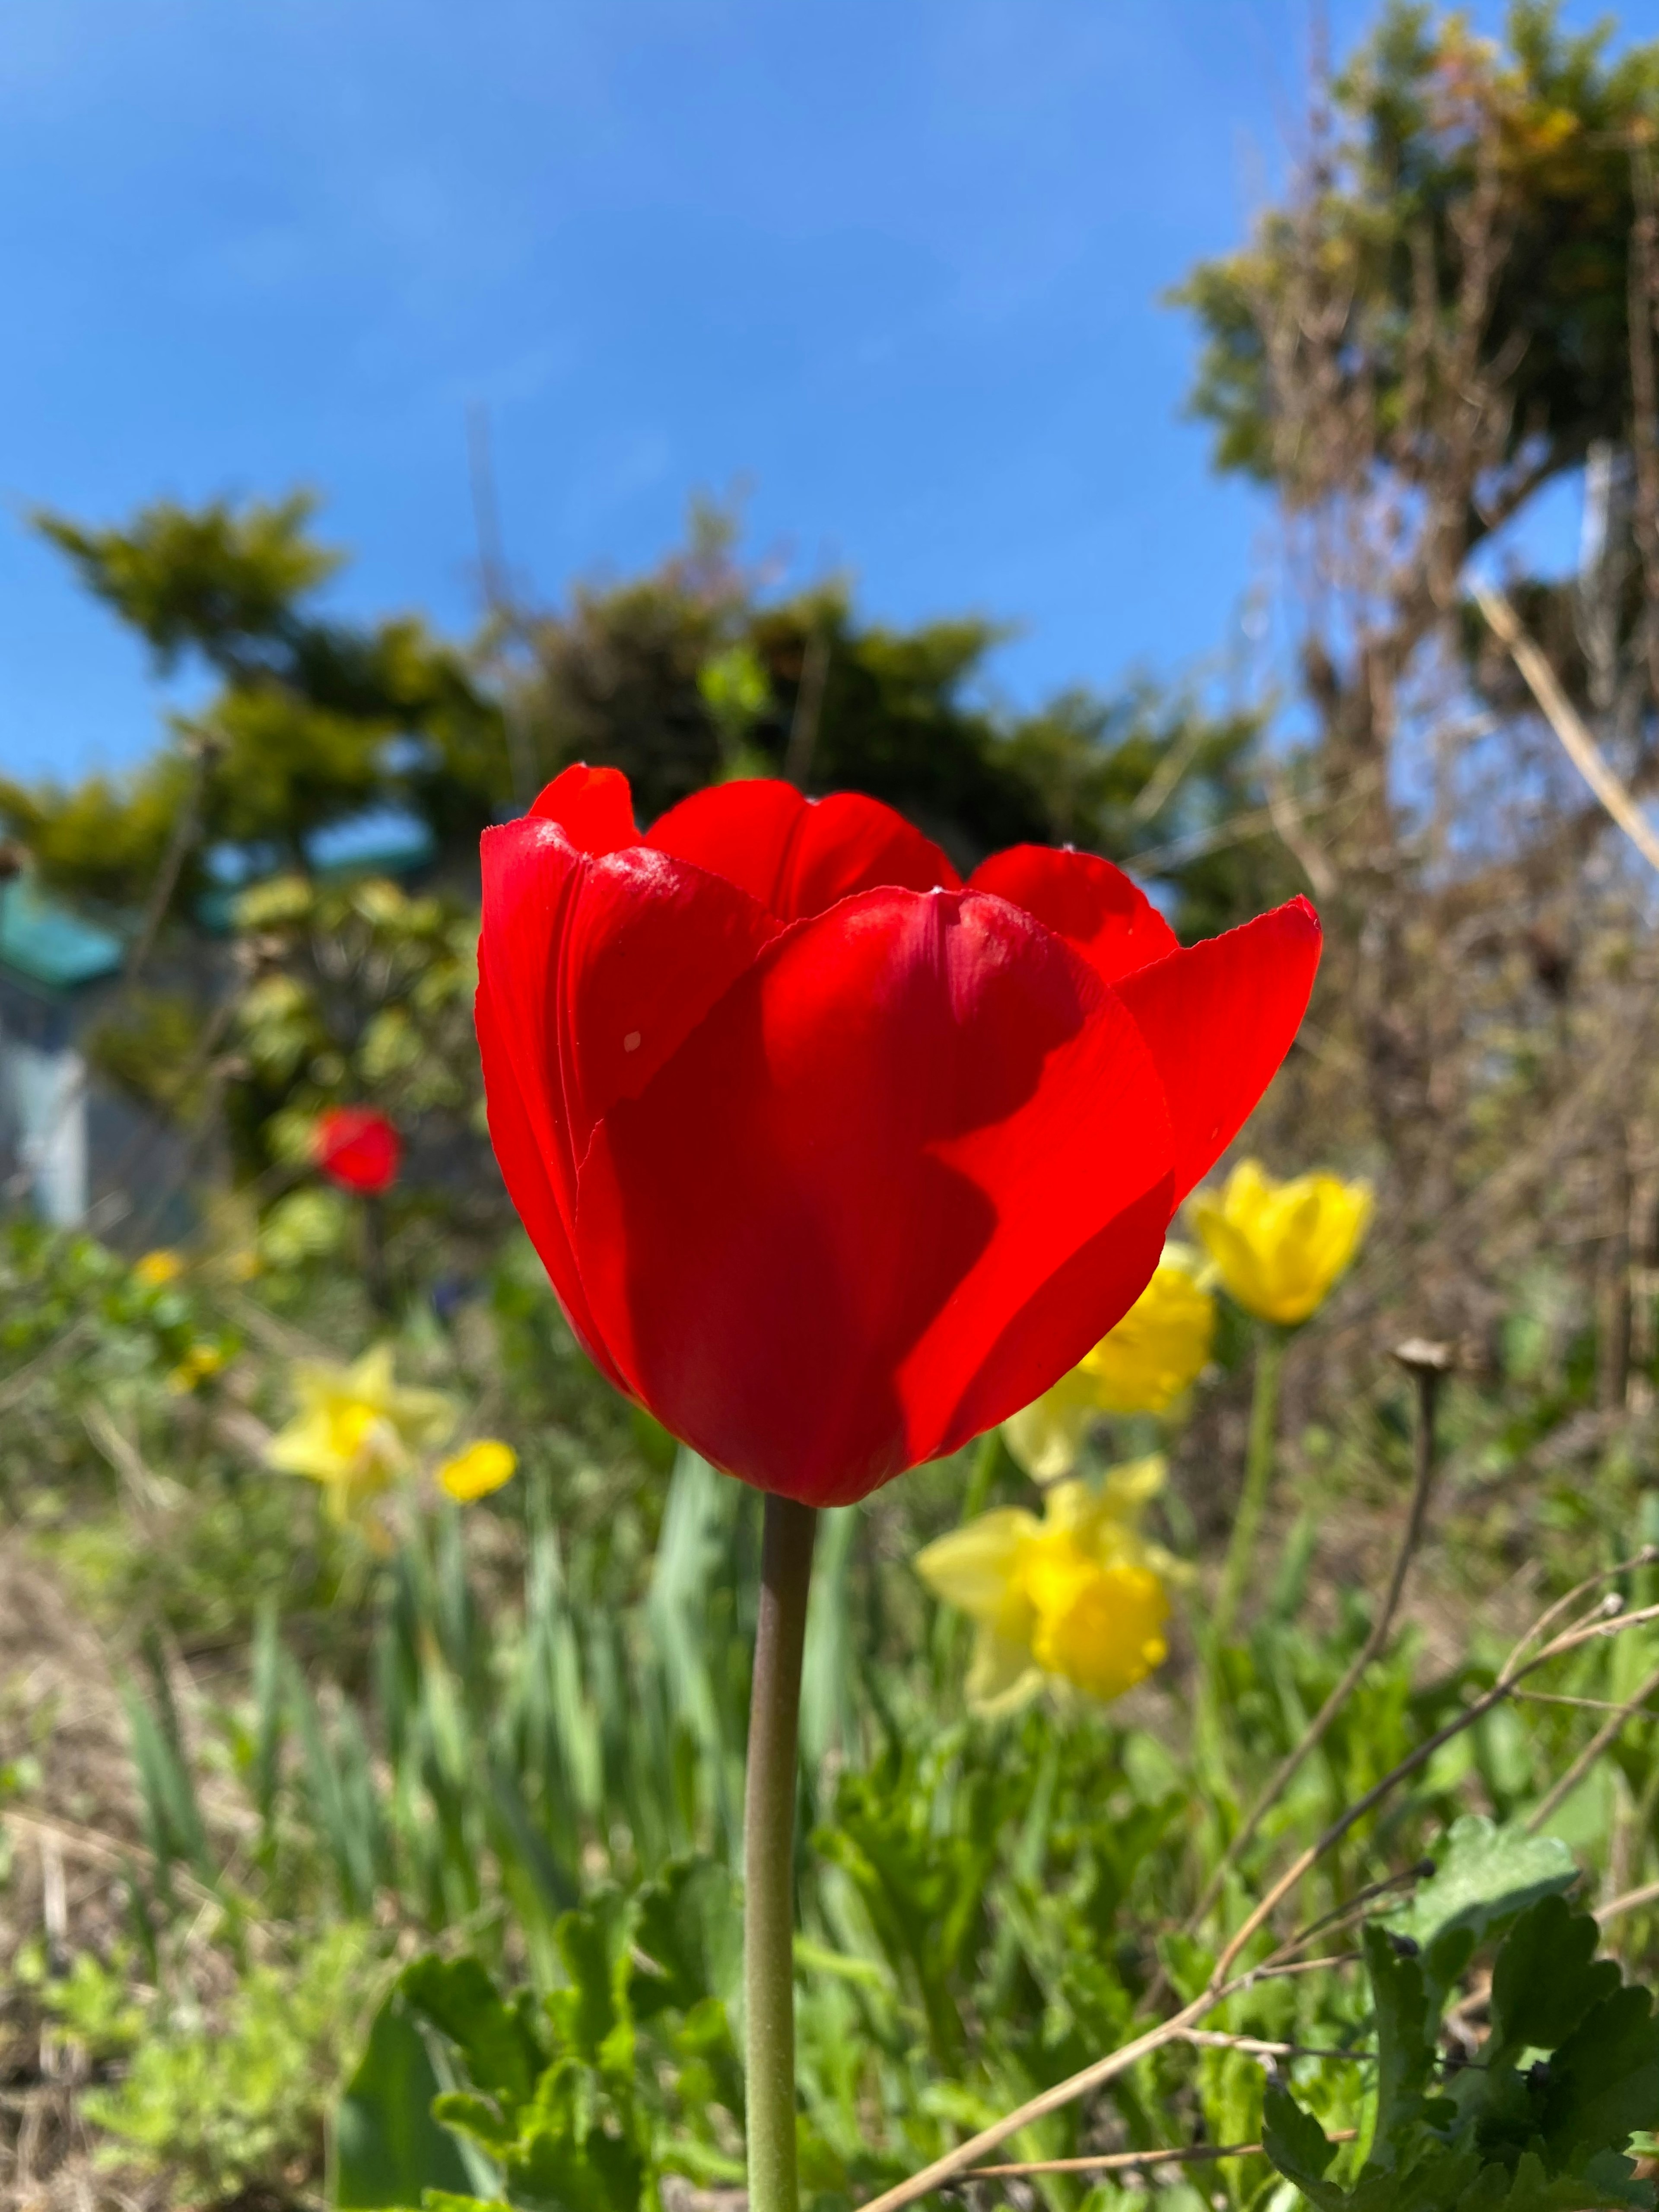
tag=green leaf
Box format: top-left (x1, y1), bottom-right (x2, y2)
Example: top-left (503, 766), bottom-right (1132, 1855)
top-left (508, 2122), bottom-right (644, 2212)
top-left (1540, 1985), bottom-right (1659, 2183)
top-left (1363, 1923), bottom-right (1438, 2168)
top-left (399, 1959), bottom-right (543, 2123)
top-left (1395, 1818), bottom-right (1577, 1957)
top-left (1261, 2080), bottom-right (1349, 2211)
top-left (631, 1857), bottom-right (740, 2020)
top-left (429, 2095), bottom-right (517, 2156)
top-left (1488, 1897), bottom-right (1620, 2063)
top-left (550, 1894), bottom-right (636, 2085)
top-left (333, 1993), bottom-right (474, 2212)
top-left (1494, 2145), bottom-right (1650, 2210)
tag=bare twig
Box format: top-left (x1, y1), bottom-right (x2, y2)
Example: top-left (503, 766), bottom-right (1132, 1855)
top-left (1626, 127), bottom-right (1659, 705)
top-left (961, 2130), bottom-right (1360, 2181)
top-left (1501, 1551), bottom-right (1659, 1680)
top-left (1471, 577), bottom-right (1659, 878)
top-left (1597, 1874), bottom-right (1659, 1926)
top-left (1185, 1342), bottom-right (1449, 1932)
top-left (1526, 1658), bottom-right (1659, 1832)
top-left (1514, 1689), bottom-right (1653, 1714)
top-left (1176, 2028), bottom-right (1371, 2063)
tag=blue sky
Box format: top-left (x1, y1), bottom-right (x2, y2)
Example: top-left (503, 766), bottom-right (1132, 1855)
top-left (0, 0), bottom-right (1599, 781)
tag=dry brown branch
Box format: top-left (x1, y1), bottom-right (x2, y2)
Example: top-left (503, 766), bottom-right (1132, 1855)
top-left (1526, 1659), bottom-right (1659, 1833)
top-left (1597, 1874), bottom-right (1659, 1926)
top-left (1472, 578), bottom-right (1659, 877)
top-left (1627, 128), bottom-right (1659, 706)
top-left (961, 2131), bottom-right (1360, 2181)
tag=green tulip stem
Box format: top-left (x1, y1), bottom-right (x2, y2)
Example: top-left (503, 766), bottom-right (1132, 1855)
top-left (1214, 1326), bottom-right (1287, 1643)
top-left (744, 1493), bottom-right (817, 2212)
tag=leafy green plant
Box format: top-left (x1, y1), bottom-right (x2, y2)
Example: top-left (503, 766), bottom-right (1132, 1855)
top-left (84, 1925), bottom-right (383, 2203)
top-left (1265, 1884), bottom-right (1659, 2209)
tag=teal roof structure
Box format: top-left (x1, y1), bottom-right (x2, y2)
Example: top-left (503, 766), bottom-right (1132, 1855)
top-left (0, 876), bottom-right (123, 992)
top-left (195, 809), bottom-right (438, 933)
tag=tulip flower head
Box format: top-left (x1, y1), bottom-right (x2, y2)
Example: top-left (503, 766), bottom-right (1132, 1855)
top-left (436, 1438), bottom-right (518, 1502)
top-left (916, 1457), bottom-right (1179, 1713)
top-left (267, 1344), bottom-right (457, 1528)
top-left (477, 766), bottom-right (1321, 1506)
top-left (1189, 1159), bottom-right (1373, 1326)
top-left (312, 1106), bottom-right (402, 1196)
top-left (1003, 1246), bottom-right (1215, 1480)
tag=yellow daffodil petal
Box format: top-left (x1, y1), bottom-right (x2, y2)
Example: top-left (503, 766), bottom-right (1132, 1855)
top-left (267, 1343), bottom-right (459, 1492)
top-left (1097, 1452), bottom-right (1167, 1516)
top-left (1190, 1160), bottom-right (1372, 1326)
top-left (1078, 1260), bottom-right (1215, 1414)
top-left (917, 1460), bottom-right (1175, 1710)
top-left (1002, 1257), bottom-right (1217, 1478)
top-left (915, 1507), bottom-right (1039, 1640)
top-left (1002, 1376), bottom-right (1101, 1481)
top-left (965, 1630), bottom-right (1046, 1717)
top-left (438, 1439), bottom-right (518, 1502)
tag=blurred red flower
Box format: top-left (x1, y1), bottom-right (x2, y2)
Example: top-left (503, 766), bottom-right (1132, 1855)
top-left (477, 767), bottom-right (1320, 1506)
top-left (313, 1106), bottom-right (402, 1196)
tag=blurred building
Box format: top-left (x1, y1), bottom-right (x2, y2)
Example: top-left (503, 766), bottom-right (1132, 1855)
top-left (0, 867), bottom-right (122, 1227)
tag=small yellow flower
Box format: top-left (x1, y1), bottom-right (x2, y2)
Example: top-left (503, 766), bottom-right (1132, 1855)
top-left (916, 1458), bottom-right (1179, 1713)
top-left (134, 1249), bottom-right (184, 1288)
top-left (436, 1439), bottom-right (518, 1502)
top-left (266, 1344), bottom-right (458, 1526)
top-left (165, 1341), bottom-right (228, 1394)
top-left (1189, 1159), bottom-right (1372, 1327)
top-left (1003, 1249), bottom-right (1215, 1480)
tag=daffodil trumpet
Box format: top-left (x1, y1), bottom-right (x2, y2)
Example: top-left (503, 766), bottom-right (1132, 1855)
top-left (916, 1458), bottom-right (1182, 1714)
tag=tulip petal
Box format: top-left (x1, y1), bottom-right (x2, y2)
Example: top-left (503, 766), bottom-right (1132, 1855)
top-left (1114, 896), bottom-right (1321, 1199)
top-left (573, 887), bottom-right (1175, 1504)
top-left (647, 778), bottom-right (960, 918)
top-left (477, 815), bottom-right (779, 1389)
top-left (969, 845), bottom-right (1178, 983)
top-left (528, 763), bottom-right (639, 853)
top-left (477, 972), bottom-right (628, 1389)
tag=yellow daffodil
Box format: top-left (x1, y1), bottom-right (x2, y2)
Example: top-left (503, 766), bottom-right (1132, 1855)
top-left (915, 1457), bottom-right (1180, 1714)
top-left (133, 1249), bottom-right (184, 1288)
top-left (1189, 1159), bottom-right (1373, 1327)
top-left (266, 1344), bottom-right (458, 1527)
top-left (436, 1439), bottom-right (518, 1502)
top-left (165, 1341), bottom-right (228, 1394)
top-left (1003, 1248), bottom-right (1215, 1480)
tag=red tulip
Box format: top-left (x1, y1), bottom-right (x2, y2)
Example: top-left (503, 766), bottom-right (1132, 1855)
top-left (313, 1106), bottom-right (403, 1196)
top-left (477, 767), bottom-right (1320, 1506)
